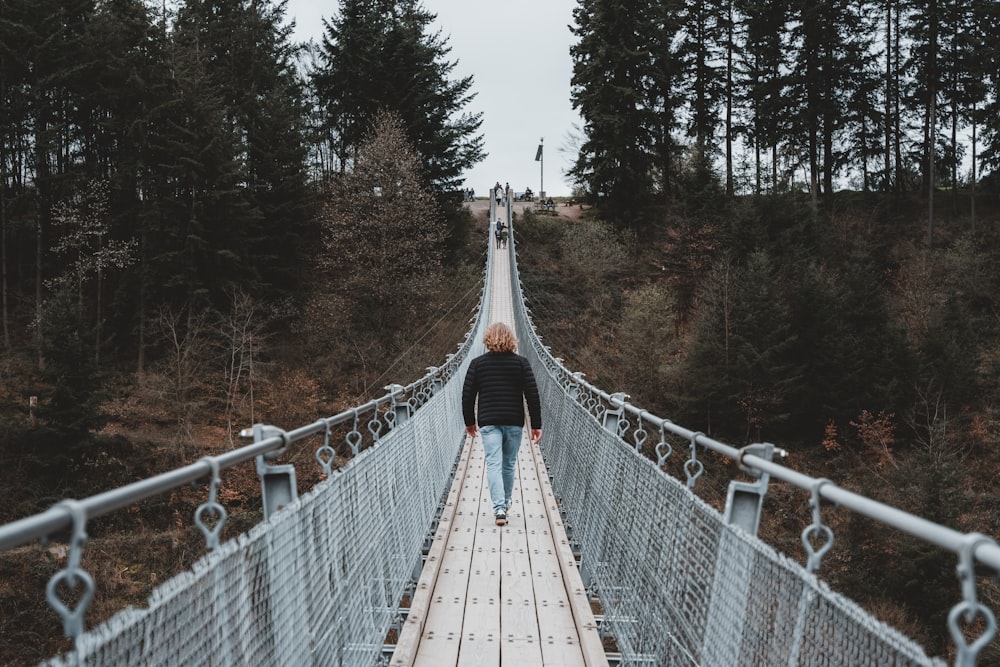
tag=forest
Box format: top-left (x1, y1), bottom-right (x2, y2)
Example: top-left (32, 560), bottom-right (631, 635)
top-left (1, 0), bottom-right (999, 664)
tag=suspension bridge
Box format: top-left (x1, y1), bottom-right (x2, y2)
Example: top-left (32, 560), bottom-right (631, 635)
top-left (0, 192), bottom-right (998, 666)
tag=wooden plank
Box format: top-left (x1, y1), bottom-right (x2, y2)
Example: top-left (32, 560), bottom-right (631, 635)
top-left (499, 453), bottom-right (543, 666)
top-left (529, 438), bottom-right (609, 667)
top-left (456, 455), bottom-right (501, 667)
top-left (415, 438), bottom-right (486, 667)
top-left (410, 440), bottom-right (485, 666)
top-left (392, 437), bottom-right (474, 667)
top-left (519, 444), bottom-right (585, 666)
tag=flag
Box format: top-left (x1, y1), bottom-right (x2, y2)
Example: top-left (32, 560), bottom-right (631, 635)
top-left (534, 144), bottom-right (543, 161)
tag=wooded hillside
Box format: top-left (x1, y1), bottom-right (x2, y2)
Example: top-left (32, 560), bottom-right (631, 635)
top-left (3, 0), bottom-right (1000, 663)
top-left (515, 193), bottom-right (1000, 663)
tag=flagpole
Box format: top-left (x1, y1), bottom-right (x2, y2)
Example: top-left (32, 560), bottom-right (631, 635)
top-left (535, 138), bottom-right (544, 199)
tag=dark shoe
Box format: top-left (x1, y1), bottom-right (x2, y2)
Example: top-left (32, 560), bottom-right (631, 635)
top-left (495, 511), bottom-right (507, 526)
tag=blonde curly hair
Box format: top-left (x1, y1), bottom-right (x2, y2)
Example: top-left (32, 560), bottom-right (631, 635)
top-left (483, 322), bottom-right (517, 353)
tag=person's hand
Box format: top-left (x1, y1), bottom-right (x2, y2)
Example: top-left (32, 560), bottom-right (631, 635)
top-left (530, 429), bottom-right (542, 444)
top-left (465, 425), bottom-right (478, 438)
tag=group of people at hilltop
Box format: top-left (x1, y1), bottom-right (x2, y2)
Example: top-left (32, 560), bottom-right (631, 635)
top-left (462, 182), bottom-right (535, 203)
top-left (494, 181), bottom-right (508, 207)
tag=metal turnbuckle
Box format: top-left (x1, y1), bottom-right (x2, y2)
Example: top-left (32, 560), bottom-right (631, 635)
top-left (655, 422), bottom-right (673, 467)
top-left (947, 533), bottom-right (998, 667)
top-left (45, 499), bottom-right (95, 640)
top-left (315, 419), bottom-right (336, 476)
top-left (368, 411), bottom-right (384, 443)
top-left (801, 478), bottom-right (834, 574)
top-left (345, 409), bottom-right (363, 455)
top-left (632, 411), bottom-right (648, 454)
top-left (194, 456), bottom-right (227, 551)
top-left (685, 432), bottom-right (705, 489)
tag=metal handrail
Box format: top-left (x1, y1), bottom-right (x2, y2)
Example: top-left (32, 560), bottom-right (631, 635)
top-left (1, 385), bottom-right (410, 552)
top-left (611, 393), bottom-right (1000, 573)
top-left (0, 253), bottom-right (491, 555)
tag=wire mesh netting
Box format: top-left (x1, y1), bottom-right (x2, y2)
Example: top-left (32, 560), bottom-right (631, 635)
top-left (44, 382), bottom-right (472, 667)
top-left (31, 230), bottom-right (954, 667)
top-left (508, 233), bottom-right (946, 667)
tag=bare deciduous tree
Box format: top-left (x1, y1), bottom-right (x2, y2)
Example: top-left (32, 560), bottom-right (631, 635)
top-left (320, 111), bottom-right (446, 333)
top-left (218, 288), bottom-right (270, 443)
top-left (153, 306), bottom-right (214, 443)
top-left (49, 179), bottom-right (137, 363)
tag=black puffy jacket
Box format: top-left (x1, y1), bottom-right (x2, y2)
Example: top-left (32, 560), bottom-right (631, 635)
top-left (462, 351), bottom-right (542, 428)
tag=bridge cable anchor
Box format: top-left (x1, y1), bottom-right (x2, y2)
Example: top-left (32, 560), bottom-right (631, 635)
top-left (45, 499), bottom-right (95, 641)
top-left (801, 478), bottom-right (834, 574)
top-left (602, 392), bottom-right (629, 435)
top-left (385, 383), bottom-right (410, 426)
top-left (315, 418), bottom-right (336, 476)
top-left (194, 456), bottom-right (227, 551)
top-left (632, 411), bottom-right (648, 454)
top-left (246, 424), bottom-right (297, 520)
top-left (724, 443), bottom-right (775, 536)
top-left (947, 533), bottom-right (998, 667)
top-left (685, 432), bottom-right (705, 489)
top-left (346, 409), bottom-right (363, 455)
top-left (655, 421), bottom-right (673, 467)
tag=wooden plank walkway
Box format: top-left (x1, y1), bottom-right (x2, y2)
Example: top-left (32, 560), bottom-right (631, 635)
top-left (390, 201), bottom-right (608, 667)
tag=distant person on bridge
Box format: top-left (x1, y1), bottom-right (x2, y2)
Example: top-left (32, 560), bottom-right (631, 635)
top-left (462, 322), bottom-right (543, 526)
top-left (495, 219), bottom-right (507, 249)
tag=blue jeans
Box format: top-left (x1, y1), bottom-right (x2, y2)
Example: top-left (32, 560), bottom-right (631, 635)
top-left (480, 425), bottom-right (522, 514)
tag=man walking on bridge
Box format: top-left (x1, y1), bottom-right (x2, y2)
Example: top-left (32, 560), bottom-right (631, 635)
top-left (462, 322), bottom-right (543, 526)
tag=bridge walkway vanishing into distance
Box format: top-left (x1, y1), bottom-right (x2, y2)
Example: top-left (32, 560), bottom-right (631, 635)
top-left (1, 193), bottom-right (999, 666)
top-left (389, 198), bottom-right (605, 667)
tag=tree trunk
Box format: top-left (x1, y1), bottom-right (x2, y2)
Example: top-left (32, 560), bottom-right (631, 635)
top-left (884, 0), bottom-right (892, 192)
top-left (755, 118), bottom-right (762, 195)
top-left (950, 87), bottom-right (958, 215)
top-left (0, 58), bottom-right (7, 350)
top-left (927, 92), bottom-right (935, 247)
top-left (893, 4), bottom-right (903, 195)
top-left (772, 143), bottom-right (778, 192)
top-left (95, 261), bottom-right (102, 366)
top-left (34, 113), bottom-right (48, 371)
top-left (926, 0), bottom-right (937, 247)
top-left (725, 2), bottom-right (734, 196)
top-left (1, 132), bottom-right (8, 350)
top-left (971, 105), bottom-right (977, 231)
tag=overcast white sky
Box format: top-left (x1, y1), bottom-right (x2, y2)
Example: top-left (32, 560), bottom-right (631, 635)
top-left (285, 0), bottom-right (582, 197)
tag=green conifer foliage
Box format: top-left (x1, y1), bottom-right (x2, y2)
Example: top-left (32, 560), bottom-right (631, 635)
top-left (313, 0), bottom-right (483, 192)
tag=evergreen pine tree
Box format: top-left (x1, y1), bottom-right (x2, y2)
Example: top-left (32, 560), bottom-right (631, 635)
top-left (645, 0), bottom-right (685, 202)
top-left (977, 0), bottom-right (1000, 172)
top-left (735, 0), bottom-right (790, 193)
top-left (905, 0), bottom-right (942, 238)
top-left (676, 0), bottom-right (728, 173)
top-left (313, 0), bottom-right (484, 192)
top-left (140, 4), bottom-right (259, 312)
top-left (785, 0), bottom-right (870, 205)
top-left (570, 0), bottom-right (657, 226)
top-left (178, 0), bottom-right (312, 298)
